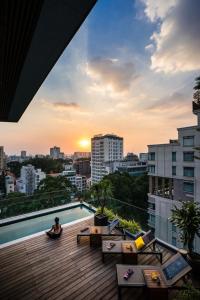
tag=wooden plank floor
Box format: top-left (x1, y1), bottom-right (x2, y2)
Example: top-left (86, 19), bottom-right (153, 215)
top-left (0, 219), bottom-right (193, 300)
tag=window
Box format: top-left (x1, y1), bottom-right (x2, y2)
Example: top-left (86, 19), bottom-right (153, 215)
top-left (183, 181), bottom-right (194, 194)
top-left (172, 166), bottom-right (176, 176)
top-left (148, 152), bottom-right (155, 161)
top-left (172, 237), bottom-right (177, 246)
top-left (149, 214), bottom-right (155, 224)
top-left (149, 203), bottom-right (155, 210)
top-left (183, 167), bottom-right (194, 177)
top-left (172, 152), bottom-right (176, 162)
top-left (183, 152), bottom-right (194, 162)
top-left (172, 224), bottom-right (176, 233)
top-left (148, 165), bottom-right (155, 173)
top-left (183, 136), bottom-right (194, 147)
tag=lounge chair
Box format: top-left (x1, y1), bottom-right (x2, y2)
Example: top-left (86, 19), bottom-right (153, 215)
top-left (102, 230), bottom-right (163, 263)
top-left (136, 230), bottom-right (163, 263)
top-left (116, 253), bottom-right (192, 299)
top-left (77, 218), bottom-right (126, 245)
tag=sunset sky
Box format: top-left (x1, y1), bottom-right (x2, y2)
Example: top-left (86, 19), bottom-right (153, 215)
top-left (1, 0), bottom-right (200, 155)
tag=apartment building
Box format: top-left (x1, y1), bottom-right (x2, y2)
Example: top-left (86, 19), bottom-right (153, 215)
top-left (73, 159), bottom-right (91, 177)
top-left (50, 146), bottom-right (61, 159)
top-left (19, 165), bottom-right (46, 195)
top-left (91, 134), bottom-right (123, 184)
top-left (148, 100), bottom-right (200, 250)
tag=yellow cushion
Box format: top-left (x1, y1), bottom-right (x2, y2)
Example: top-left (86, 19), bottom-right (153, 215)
top-left (135, 236), bottom-right (145, 250)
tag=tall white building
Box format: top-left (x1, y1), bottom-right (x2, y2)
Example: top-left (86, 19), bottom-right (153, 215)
top-left (91, 134), bottom-right (123, 184)
top-left (50, 146), bottom-right (61, 159)
top-left (147, 100), bottom-right (200, 251)
top-left (20, 165), bottom-right (46, 195)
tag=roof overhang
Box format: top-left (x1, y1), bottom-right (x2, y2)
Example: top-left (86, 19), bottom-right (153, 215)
top-left (0, 0), bottom-right (97, 122)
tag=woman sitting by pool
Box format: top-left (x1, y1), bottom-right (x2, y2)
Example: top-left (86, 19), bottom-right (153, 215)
top-left (46, 217), bottom-right (63, 239)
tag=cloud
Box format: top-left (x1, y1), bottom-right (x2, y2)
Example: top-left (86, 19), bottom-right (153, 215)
top-left (87, 57), bottom-right (138, 92)
top-left (146, 92), bottom-right (189, 111)
top-left (53, 102), bottom-right (79, 109)
top-left (142, 0), bottom-right (177, 22)
top-left (41, 99), bottom-right (80, 111)
top-left (143, 0), bottom-right (200, 73)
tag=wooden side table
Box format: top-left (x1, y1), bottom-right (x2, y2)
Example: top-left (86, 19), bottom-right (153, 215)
top-left (143, 269), bottom-right (168, 300)
top-left (122, 242), bottom-right (138, 264)
top-left (90, 226), bottom-right (102, 247)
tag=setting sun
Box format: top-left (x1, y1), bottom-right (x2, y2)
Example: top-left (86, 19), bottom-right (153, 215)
top-left (78, 138), bottom-right (90, 149)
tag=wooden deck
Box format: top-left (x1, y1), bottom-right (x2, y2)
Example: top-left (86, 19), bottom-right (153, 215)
top-left (0, 219), bottom-right (193, 300)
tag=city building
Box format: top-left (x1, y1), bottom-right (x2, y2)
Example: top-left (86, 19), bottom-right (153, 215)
top-left (5, 175), bottom-right (15, 194)
top-left (50, 146), bottom-right (61, 159)
top-left (147, 100), bottom-right (200, 251)
top-left (104, 160), bottom-right (147, 176)
top-left (19, 164), bottom-right (46, 195)
top-left (61, 168), bottom-right (87, 192)
top-left (62, 169), bottom-right (76, 186)
top-left (21, 150), bottom-right (26, 158)
top-left (139, 153), bottom-right (148, 162)
top-left (91, 134), bottom-right (123, 184)
top-left (73, 159), bottom-right (91, 177)
top-left (34, 169), bottom-right (46, 190)
top-left (0, 146), bottom-right (5, 170)
top-left (20, 165), bottom-right (36, 195)
top-left (124, 152), bottom-right (139, 161)
top-left (73, 152), bottom-right (91, 159)
top-left (75, 175), bottom-right (87, 192)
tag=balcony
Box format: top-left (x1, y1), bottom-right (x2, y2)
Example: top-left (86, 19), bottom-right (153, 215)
top-left (0, 195), bottom-right (200, 299)
top-left (1, 217), bottom-right (199, 300)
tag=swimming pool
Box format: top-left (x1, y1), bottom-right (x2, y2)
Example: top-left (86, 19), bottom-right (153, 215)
top-left (0, 204), bottom-right (94, 245)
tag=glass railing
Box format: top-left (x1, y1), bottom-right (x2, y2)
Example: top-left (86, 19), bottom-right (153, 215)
top-left (1, 192), bottom-right (199, 253)
top-left (86, 197), bottom-right (200, 254)
top-left (0, 190), bottom-right (73, 219)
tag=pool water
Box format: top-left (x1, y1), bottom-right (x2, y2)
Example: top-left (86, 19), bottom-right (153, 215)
top-left (0, 205), bottom-right (93, 244)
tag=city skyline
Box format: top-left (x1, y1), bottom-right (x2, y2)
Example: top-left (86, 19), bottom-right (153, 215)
top-left (0, 0), bottom-right (199, 155)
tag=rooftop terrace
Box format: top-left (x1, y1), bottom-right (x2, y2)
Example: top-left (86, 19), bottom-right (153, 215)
top-left (1, 218), bottom-right (199, 300)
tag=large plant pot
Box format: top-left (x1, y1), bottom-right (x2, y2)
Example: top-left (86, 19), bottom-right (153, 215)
top-left (187, 252), bottom-right (200, 278)
top-left (94, 213), bottom-right (108, 226)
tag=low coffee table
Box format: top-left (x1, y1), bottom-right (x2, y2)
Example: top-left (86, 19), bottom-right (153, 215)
top-left (116, 264), bottom-right (146, 300)
top-left (102, 240), bottom-right (122, 262)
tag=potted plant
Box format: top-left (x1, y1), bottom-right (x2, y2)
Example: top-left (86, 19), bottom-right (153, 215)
top-left (91, 179), bottom-right (113, 226)
top-left (171, 201), bottom-right (200, 276)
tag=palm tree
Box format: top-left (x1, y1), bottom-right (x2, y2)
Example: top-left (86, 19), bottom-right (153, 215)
top-left (193, 76), bottom-right (200, 103)
top-left (100, 179), bottom-right (113, 215)
top-left (171, 201), bottom-right (200, 254)
top-left (90, 179), bottom-right (113, 215)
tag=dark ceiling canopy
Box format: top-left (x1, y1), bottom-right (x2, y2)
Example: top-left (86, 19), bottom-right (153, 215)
top-left (0, 0), bottom-right (97, 122)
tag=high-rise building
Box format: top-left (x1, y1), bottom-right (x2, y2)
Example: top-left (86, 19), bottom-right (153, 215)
top-left (19, 165), bottom-right (46, 195)
top-left (91, 134), bottom-right (123, 184)
top-left (0, 146), bottom-right (4, 170)
top-left (147, 99), bottom-right (200, 251)
top-left (20, 165), bottom-right (36, 195)
top-left (50, 146), bottom-right (61, 159)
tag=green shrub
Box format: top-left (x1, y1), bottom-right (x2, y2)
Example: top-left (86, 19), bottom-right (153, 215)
top-left (96, 207), bottom-right (141, 234)
top-left (173, 284), bottom-right (200, 300)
